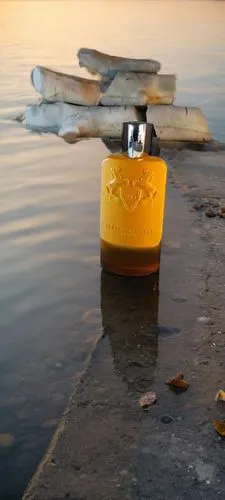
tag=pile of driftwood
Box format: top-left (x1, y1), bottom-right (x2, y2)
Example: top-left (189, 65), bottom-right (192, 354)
top-left (23, 48), bottom-right (212, 144)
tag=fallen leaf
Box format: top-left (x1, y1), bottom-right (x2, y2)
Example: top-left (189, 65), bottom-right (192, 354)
top-left (139, 391), bottom-right (157, 408)
top-left (215, 390), bottom-right (225, 402)
top-left (166, 372), bottom-right (189, 391)
top-left (213, 420), bottom-right (225, 436)
top-left (174, 372), bottom-right (184, 380)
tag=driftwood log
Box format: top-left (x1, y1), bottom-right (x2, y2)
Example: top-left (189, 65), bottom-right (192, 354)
top-left (23, 103), bottom-right (211, 143)
top-left (147, 105), bottom-right (212, 142)
top-left (31, 66), bottom-right (175, 106)
top-left (101, 72), bottom-right (175, 106)
top-left (20, 47), bottom-right (212, 144)
top-left (78, 47), bottom-right (161, 79)
top-left (23, 103), bottom-right (143, 142)
top-left (31, 66), bottom-right (101, 106)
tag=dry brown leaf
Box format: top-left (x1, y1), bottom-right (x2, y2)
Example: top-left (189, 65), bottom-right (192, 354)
top-left (174, 372), bottom-right (184, 381)
top-left (215, 390), bottom-right (225, 402)
top-left (139, 391), bottom-right (157, 408)
top-left (166, 372), bottom-right (189, 391)
top-left (213, 420), bottom-right (225, 436)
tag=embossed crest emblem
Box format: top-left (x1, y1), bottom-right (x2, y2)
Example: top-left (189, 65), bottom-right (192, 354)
top-left (120, 184), bottom-right (142, 212)
top-left (106, 167), bottom-right (158, 212)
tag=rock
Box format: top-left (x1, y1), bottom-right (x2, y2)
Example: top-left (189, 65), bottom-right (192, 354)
top-left (147, 105), bottom-right (212, 142)
top-left (197, 316), bottom-right (210, 323)
top-left (31, 66), bottom-right (101, 106)
top-left (193, 202), bottom-right (204, 211)
top-left (101, 72), bottom-right (176, 106)
top-left (160, 415), bottom-right (173, 424)
top-left (23, 102), bottom-right (142, 141)
top-left (172, 296), bottom-right (187, 303)
top-left (205, 208), bottom-right (216, 218)
top-left (211, 200), bottom-right (220, 208)
top-left (157, 325), bottom-right (180, 337)
top-left (0, 433), bottom-right (15, 447)
top-left (78, 47), bottom-right (161, 79)
top-left (218, 207), bottom-right (225, 219)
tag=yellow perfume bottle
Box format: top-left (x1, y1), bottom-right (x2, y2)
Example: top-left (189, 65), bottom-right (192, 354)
top-left (100, 122), bottom-right (167, 276)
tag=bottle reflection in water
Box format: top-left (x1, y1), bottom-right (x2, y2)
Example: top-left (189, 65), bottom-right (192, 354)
top-left (100, 271), bottom-right (159, 393)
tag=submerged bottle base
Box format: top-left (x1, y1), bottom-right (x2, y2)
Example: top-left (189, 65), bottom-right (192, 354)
top-left (100, 239), bottom-right (161, 277)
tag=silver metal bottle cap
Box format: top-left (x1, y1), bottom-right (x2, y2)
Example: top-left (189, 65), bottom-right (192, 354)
top-left (121, 122), bottom-right (156, 158)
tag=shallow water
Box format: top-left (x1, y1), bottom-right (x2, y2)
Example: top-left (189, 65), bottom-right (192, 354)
top-left (0, 1), bottom-right (225, 498)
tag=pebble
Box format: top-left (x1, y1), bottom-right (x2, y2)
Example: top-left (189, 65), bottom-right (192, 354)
top-left (205, 208), bottom-right (216, 218)
top-left (172, 296), bottom-right (187, 303)
top-left (197, 316), bottom-right (210, 324)
top-left (120, 470), bottom-right (128, 476)
top-left (157, 325), bottom-right (180, 337)
top-left (0, 433), bottom-right (15, 448)
top-left (160, 415), bottom-right (173, 424)
top-left (193, 202), bottom-right (204, 211)
top-left (218, 208), bottom-right (225, 219)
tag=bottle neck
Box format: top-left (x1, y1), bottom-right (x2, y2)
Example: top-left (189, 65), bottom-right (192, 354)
top-left (126, 123), bottom-right (146, 159)
top-left (122, 122), bottom-right (156, 158)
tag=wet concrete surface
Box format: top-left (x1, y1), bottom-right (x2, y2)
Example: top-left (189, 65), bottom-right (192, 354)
top-left (22, 150), bottom-right (225, 500)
